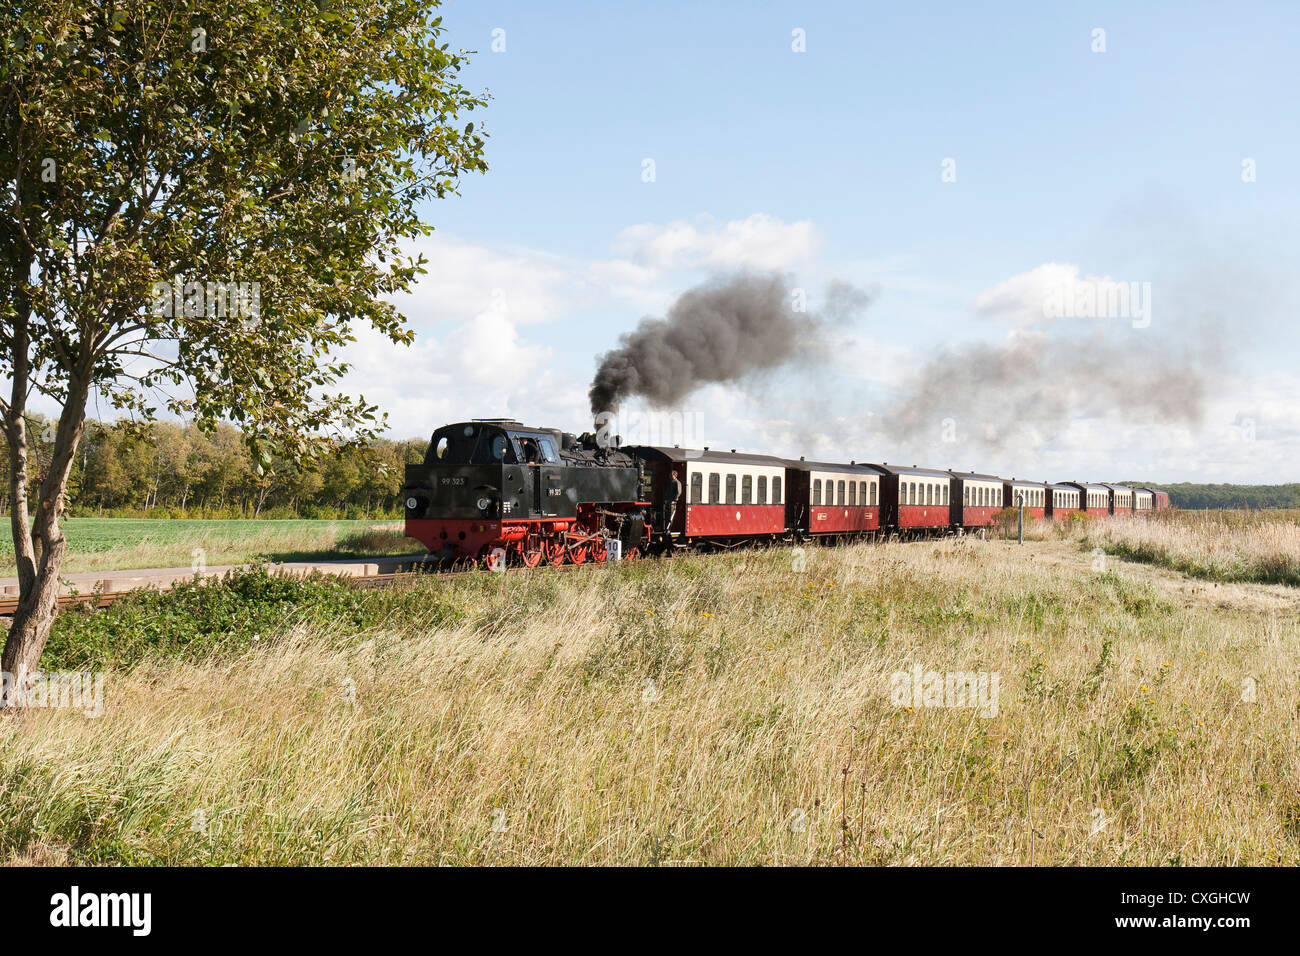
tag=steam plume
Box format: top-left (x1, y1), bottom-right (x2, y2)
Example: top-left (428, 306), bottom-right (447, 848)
top-left (589, 273), bottom-right (874, 413)
top-left (881, 333), bottom-right (1218, 452)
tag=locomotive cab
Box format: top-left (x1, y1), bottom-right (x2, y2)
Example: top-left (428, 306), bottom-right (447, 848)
top-left (404, 420), bottom-right (571, 522)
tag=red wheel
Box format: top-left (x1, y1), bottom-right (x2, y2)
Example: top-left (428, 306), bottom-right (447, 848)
top-left (518, 536), bottom-right (544, 568)
top-left (589, 538), bottom-right (608, 563)
top-left (567, 541), bottom-right (589, 564)
top-left (544, 536), bottom-right (567, 566)
top-left (482, 546), bottom-right (507, 572)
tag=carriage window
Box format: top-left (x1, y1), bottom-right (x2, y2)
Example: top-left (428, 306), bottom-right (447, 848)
top-left (773, 477), bottom-right (782, 505)
top-left (813, 479), bottom-right (822, 505)
top-left (849, 482), bottom-right (857, 506)
top-left (742, 475), bottom-right (752, 504)
top-left (691, 473), bottom-right (703, 504)
top-left (859, 481), bottom-right (867, 504)
top-left (757, 475), bottom-right (767, 504)
top-left (923, 484), bottom-right (931, 505)
top-left (538, 438), bottom-right (558, 463)
top-left (726, 475), bottom-right (737, 505)
top-left (709, 473), bottom-right (720, 504)
top-left (943, 485), bottom-right (949, 506)
top-left (870, 483), bottom-right (877, 506)
top-left (837, 481), bottom-right (846, 505)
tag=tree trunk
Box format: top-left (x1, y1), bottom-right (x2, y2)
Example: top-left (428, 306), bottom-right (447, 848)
top-left (1, 351), bottom-right (92, 710)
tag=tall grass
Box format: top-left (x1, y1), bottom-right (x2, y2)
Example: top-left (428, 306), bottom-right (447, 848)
top-left (3, 534), bottom-right (1297, 865)
top-left (1087, 511), bottom-right (1300, 587)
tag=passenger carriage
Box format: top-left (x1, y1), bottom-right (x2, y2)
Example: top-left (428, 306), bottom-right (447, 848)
top-left (1004, 479), bottom-right (1047, 520)
top-left (1067, 481), bottom-right (1112, 518)
top-left (1046, 483), bottom-right (1082, 521)
top-left (634, 446), bottom-right (788, 543)
top-left (1102, 483), bottom-right (1134, 515)
top-left (949, 471), bottom-right (1006, 529)
top-left (1133, 488), bottom-right (1154, 513)
top-left (1145, 489), bottom-right (1170, 511)
top-left (875, 464), bottom-right (953, 534)
top-left (784, 458), bottom-right (885, 538)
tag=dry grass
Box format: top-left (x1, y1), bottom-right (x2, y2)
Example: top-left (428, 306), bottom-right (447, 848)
top-left (3, 527), bottom-right (1298, 866)
top-left (1085, 510), bottom-right (1300, 587)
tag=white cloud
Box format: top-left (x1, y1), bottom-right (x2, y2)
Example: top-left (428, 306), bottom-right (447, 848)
top-left (391, 235), bottom-right (581, 326)
top-left (614, 213), bottom-right (821, 272)
top-left (975, 262), bottom-right (1155, 329)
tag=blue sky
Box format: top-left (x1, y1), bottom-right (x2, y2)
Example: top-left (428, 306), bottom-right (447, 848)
top-left (335, 1), bottom-right (1299, 482)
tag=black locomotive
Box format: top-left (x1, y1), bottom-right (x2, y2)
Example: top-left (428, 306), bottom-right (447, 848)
top-left (403, 420), bottom-right (651, 567)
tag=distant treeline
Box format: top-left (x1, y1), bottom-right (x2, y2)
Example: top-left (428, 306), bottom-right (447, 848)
top-left (1, 416), bottom-right (429, 519)
top-left (1122, 481), bottom-right (1300, 511)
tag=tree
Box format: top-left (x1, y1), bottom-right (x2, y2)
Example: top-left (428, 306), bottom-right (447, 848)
top-left (0, 0), bottom-right (487, 701)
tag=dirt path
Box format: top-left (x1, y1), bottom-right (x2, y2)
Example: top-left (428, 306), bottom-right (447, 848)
top-left (1002, 537), bottom-right (1300, 617)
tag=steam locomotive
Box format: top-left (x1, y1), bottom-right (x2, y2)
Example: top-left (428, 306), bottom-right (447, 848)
top-left (401, 419), bottom-right (1170, 568)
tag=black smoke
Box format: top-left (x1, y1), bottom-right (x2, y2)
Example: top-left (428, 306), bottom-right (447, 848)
top-left (589, 273), bottom-right (875, 414)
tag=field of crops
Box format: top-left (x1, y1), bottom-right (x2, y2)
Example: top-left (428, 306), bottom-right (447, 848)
top-left (0, 518), bottom-right (415, 576)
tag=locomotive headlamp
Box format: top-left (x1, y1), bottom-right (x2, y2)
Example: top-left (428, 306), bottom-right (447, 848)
top-left (406, 497), bottom-right (419, 510)
top-left (477, 496), bottom-right (491, 511)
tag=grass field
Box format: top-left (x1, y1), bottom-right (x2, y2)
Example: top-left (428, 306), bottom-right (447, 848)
top-left (1086, 510), bottom-right (1300, 587)
top-left (0, 518), bottom-right (416, 576)
top-left (2, 513), bottom-right (1298, 865)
